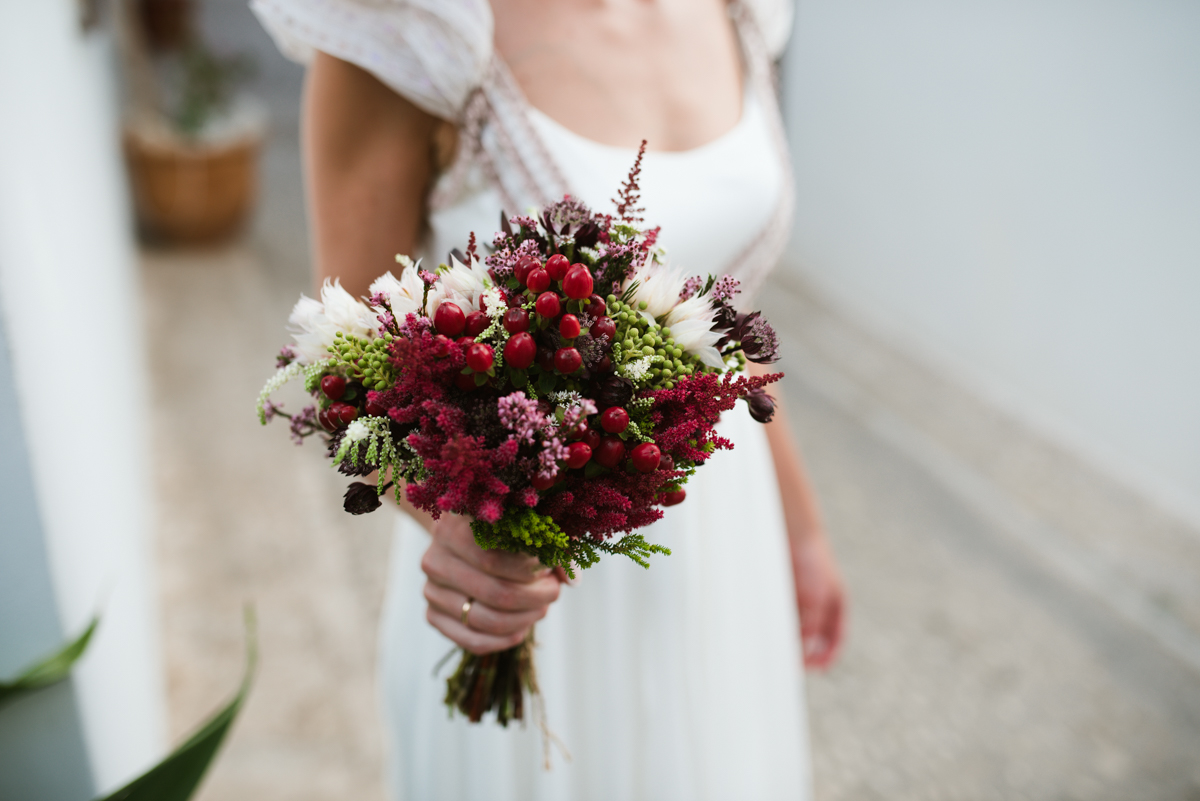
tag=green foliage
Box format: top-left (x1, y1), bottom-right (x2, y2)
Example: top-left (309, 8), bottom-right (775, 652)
top-left (96, 608), bottom-right (257, 801)
top-left (329, 334), bottom-right (396, 390)
top-left (472, 509), bottom-right (670, 579)
top-left (0, 617), bottom-right (98, 709)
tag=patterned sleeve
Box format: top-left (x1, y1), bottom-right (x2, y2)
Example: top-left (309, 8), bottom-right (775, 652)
top-left (250, 0), bottom-right (493, 122)
top-left (740, 0), bottom-right (795, 59)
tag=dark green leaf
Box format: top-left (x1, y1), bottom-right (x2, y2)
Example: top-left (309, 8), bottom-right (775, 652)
top-left (96, 608), bottom-right (257, 801)
top-left (509, 369), bottom-right (528, 388)
top-left (538, 371), bottom-right (557, 394)
top-left (0, 617), bottom-right (98, 709)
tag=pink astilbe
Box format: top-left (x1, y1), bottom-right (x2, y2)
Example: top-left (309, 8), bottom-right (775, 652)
top-left (643, 371), bottom-right (783, 463)
top-left (497, 391), bottom-right (544, 443)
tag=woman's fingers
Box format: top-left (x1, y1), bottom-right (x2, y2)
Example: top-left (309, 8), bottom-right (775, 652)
top-left (421, 540), bottom-right (561, 612)
top-left (426, 608), bottom-right (528, 656)
top-left (423, 581), bottom-right (546, 637)
top-left (435, 516), bottom-right (549, 583)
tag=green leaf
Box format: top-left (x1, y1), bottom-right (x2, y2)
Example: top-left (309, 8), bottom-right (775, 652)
top-left (509, 368), bottom-right (528, 388)
top-left (96, 608), bottom-right (258, 801)
top-left (0, 617), bottom-right (98, 709)
top-left (538, 371), bottom-right (557, 394)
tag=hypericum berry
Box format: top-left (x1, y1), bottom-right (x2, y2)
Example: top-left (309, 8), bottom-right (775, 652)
top-left (514, 256), bottom-right (540, 285)
top-left (503, 307), bottom-right (529, 333)
top-left (434, 302), bottom-right (466, 336)
top-left (318, 408), bottom-right (337, 431)
top-left (465, 310), bottom-right (489, 337)
top-left (432, 334), bottom-right (453, 358)
top-left (661, 488), bottom-right (686, 507)
top-left (554, 347), bottom-right (582, 374)
top-left (590, 316), bottom-right (617, 341)
top-left (582, 428), bottom-right (602, 451)
top-left (455, 371), bottom-right (477, 391)
top-left (545, 253), bottom-right (570, 280)
top-left (562, 265), bottom-right (594, 299)
top-left (466, 342), bottom-right (494, 372)
top-left (535, 292), bottom-right (561, 319)
top-left (658, 452), bottom-right (675, 471)
top-left (526, 268), bottom-right (551, 294)
top-left (332, 402), bottom-right (358, 426)
top-left (531, 472), bottom-right (556, 491)
top-left (320, 374), bottom-right (346, 400)
top-left (365, 397), bottom-right (387, 417)
top-left (586, 294), bottom-right (607, 319)
top-left (630, 442), bottom-right (662, 473)
top-left (565, 441), bottom-right (592, 469)
top-left (503, 332), bottom-right (536, 370)
top-left (594, 355), bottom-right (613, 373)
top-left (559, 314), bottom-right (581, 339)
top-left (595, 436), bottom-right (626, 468)
top-left (600, 406), bottom-right (629, 434)
top-left (456, 336), bottom-right (475, 348)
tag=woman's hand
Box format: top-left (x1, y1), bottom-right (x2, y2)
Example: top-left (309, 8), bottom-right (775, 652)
top-left (790, 532), bottom-right (845, 670)
top-left (420, 514), bottom-right (562, 655)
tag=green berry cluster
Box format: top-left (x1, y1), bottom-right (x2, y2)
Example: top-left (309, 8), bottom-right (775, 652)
top-left (331, 332), bottom-right (396, 390)
top-left (605, 295), bottom-right (711, 390)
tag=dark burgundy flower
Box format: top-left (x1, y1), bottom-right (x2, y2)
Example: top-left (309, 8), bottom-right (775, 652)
top-left (595, 375), bottom-right (634, 409)
top-left (344, 482), bottom-right (383, 515)
top-left (744, 387), bottom-right (777, 423)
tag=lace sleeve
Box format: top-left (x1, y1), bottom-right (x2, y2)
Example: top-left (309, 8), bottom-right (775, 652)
top-left (738, 0), bottom-right (795, 59)
top-left (250, 0), bottom-right (493, 122)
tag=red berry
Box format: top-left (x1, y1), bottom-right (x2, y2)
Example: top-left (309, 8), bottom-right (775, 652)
top-left (536, 346), bottom-right (556, 372)
top-left (595, 436), bottom-right (626, 468)
top-left (526, 268), bottom-right (551, 294)
top-left (662, 488), bottom-right (687, 507)
top-left (504, 332), bottom-right (536, 370)
top-left (630, 442), bottom-right (661, 473)
top-left (562, 265), bottom-right (594, 299)
top-left (600, 406), bottom-right (629, 434)
top-left (531, 471), bottom-right (556, 491)
top-left (559, 314), bottom-right (581, 339)
top-left (582, 428), bottom-right (602, 451)
top-left (586, 294), bottom-right (607, 318)
top-left (434, 302), bottom-right (466, 336)
top-left (595, 355), bottom-right (613, 373)
top-left (659, 452), bottom-right (675, 471)
top-left (432, 334), bottom-right (453, 358)
top-left (318, 408), bottom-right (336, 431)
top-left (545, 254), bottom-right (570, 280)
top-left (590, 316), bottom-right (617, 341)
top-left (365, 397), bottom-right (387, 417)
top-left (332, 402), bottom-right (358, 426)
top-left (503, 307), bottom-right (529, 333)
top-left (456, 336), bottom-right (474, 348)
top-left (465, 310), bottom-right (489, 337)
top-left (565, 441), bottom-right (592, 469)
top-left (554, 347), bottom-right (582, 374)
top-left (514, 256), bottom-right (540, 285)
top-left (466, 342), bottom-right (494, 372)
top-left (535, 292), bottom-right (561, 319)
top-left (320, 374), bottom-right (346, 400)
top-left (455, 372), bottom-right (477, 391)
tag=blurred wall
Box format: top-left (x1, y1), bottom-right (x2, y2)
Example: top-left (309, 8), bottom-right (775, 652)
top-left (780, 0), bottom-right (1200, 525)
top-left (0, 1), bottom-right (166, 797)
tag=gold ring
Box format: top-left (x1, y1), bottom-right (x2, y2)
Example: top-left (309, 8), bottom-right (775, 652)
top-left (461, 598), bottom-right (473, 627)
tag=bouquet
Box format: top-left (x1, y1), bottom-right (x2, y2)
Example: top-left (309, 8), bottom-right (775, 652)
top-left (257, 148), bottom-right (782, 727)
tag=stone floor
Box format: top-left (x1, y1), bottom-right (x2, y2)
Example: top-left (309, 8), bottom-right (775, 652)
top-left (143, 4), bottom-right (1200, 799)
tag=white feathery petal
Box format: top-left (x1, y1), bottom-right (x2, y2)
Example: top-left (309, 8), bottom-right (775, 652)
top-left (370, 269), bottom-right (425, 318)
top-left (622, 262), bottom-right (691, 320)
top-left (664, 295), bottom-right (716, 329)
top-left (669, 318), bottom-right (726, 369)
top-left (320, 278), bottom-right (377, 339)
top-left (287, 294), bottom-right (334, 364)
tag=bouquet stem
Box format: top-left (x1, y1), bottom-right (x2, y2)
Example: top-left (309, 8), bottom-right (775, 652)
top-left (444, 629), bottom-right (537, 726)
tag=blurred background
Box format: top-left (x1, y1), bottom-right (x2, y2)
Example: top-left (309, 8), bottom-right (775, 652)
top-left (1, 0), bottom-right (1198, 799)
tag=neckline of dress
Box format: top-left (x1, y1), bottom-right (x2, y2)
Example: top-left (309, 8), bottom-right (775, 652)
top-left (521, 81), bottom-right (757, 161)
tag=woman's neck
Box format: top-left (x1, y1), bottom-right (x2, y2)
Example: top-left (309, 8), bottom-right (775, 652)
top-left (491, 0), bottom-right (744, 152)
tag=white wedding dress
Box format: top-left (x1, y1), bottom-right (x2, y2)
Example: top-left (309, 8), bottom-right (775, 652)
top-left (253, 1), bottom-right (812, 798)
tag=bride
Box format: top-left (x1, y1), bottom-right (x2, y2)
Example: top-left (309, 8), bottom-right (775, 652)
top-left (253, 0), bottom-right (845, 797)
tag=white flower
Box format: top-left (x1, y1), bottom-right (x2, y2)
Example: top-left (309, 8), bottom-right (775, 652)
top-left (370, 266), bottom-right (426, 318)
top-left (287, 278), bottom-right (377, 364)
top-left (664, 296), bottom-right (725, 369)
top-left (621, 356), bottom-right (653, 383)
top-left (428, 254), bottom-right (490, 316)
top-left (344, 419), bottom-right (370, 443)
top-left (622, 262), bottom-right (690, 320)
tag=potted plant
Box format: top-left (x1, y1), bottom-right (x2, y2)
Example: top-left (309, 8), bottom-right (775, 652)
top-left (124, 33), bottom-right (265, 244)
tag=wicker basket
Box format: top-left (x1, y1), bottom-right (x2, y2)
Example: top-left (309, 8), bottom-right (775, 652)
top-left (124, 124), bottom-right (261, 244)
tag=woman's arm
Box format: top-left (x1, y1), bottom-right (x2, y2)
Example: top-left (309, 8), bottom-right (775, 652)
top-left (750, 363), bottom-right (847, 669)
top-left (303, 53), bottom-right (558, 655)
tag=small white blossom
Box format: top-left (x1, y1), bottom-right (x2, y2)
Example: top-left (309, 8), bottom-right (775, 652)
top-left (344, 419), bottom-right (370, 443)
top-left (621, 356), bottom-right (652, 383)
